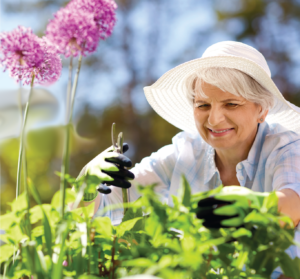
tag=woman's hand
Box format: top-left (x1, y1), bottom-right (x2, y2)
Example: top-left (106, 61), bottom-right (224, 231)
top-left (76, 143), bottom-right (135, 200)
top-left (196, 186), bottom-right (269, 228)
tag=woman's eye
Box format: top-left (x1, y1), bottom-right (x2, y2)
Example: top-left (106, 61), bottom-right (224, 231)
top-left (196, 104), bottom-right (210, 108)
top-left (227, 103), bottom-right (238, 107)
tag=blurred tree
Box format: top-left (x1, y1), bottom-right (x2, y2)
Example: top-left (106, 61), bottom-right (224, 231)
top-left (214, 0), bottom-right (300, 101)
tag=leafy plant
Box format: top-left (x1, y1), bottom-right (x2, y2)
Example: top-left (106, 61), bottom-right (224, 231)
top-left (0, 175), bottom-right (299, 279)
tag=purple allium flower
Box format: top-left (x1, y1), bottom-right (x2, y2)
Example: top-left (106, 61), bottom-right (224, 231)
top-left (62, 260), bottom-right (68, 267)
top-left (67, 0), bottom-right (117, 39)
top-left (34, 37), bottom-right (62, 85)
top-left (0, 26), bottom-right (62, 85)
top-left (46, 7), bottom-right (100, 57)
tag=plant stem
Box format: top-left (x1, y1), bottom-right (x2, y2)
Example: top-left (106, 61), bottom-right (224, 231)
top-left (16, 81), bottom-right (23, 198)
top-left (98, 252), bottom-right (102, 276)
top-left (69, 55), bottom-right (82, 121)
top-left (16, 75), bottom-right (34, 200)
top-left (16, 75), bottom-right (34, 241)
top-left (122, 189), bottom-right (129, 215)
top-left (87, 223), bottom-right (92, 274)
top-left (16, 73), bottom-right (23, 199)
top-left (110, 236), bottom-right (117, 279)
top-left (258, 254), bottom-right (269, 275)
top-left (116, 131), bottom-right (130, 215)
top-left (60, 56), bottom-right (78, 217)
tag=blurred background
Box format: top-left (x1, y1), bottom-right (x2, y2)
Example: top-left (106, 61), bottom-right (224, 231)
top-left (1, 0), bottom-right (300, 214)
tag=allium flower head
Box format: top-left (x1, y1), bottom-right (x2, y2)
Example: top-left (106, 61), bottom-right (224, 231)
top-left (46, 8), bottom-right (100, 57)
top-left (0, 26), bottom-right (62, 85)
top-left (34, 37), bottom-right (62, 85)
top-left (68, 0), bottom-right (117, 39)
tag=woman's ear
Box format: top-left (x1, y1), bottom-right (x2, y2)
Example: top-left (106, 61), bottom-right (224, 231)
top-left (258, 108), bottom-right (269, 123)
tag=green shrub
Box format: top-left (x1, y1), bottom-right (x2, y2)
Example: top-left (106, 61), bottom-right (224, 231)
top-left (0, 176), bottom-right (299, 279)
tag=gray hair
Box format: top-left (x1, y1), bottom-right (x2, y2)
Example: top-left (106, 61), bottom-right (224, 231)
top-left (185, 67), bottom-right (275, 115)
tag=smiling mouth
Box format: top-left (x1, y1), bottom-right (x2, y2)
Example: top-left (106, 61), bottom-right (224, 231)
top-left (208, 128), bottom-right (234, 133)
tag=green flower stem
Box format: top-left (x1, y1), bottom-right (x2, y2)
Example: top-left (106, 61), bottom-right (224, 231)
top-left (116, 130), bottom-right (130, 214)
top-left (60, 56), bottom-right (73, 218)
top-left (16, 75), bottom-right (34, 199)
top-left (16, 75), bottom-right (34, 241)
top-left (16, 80), bottom-right (23, 197)
top-left (122, 189), bottom-right (129, 215)
top-left (65, 56), bottom-right (73, 128)
top-left (60, 55), bottom-right (82, 218)
top-left (69, 55), bottom-right (82, 121)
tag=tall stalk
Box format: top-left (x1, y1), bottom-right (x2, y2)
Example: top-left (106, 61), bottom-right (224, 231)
top-left (16, 81), bottom-right (23, 198)
top-left (15, 75), bottom-right (34, 241)
top-left (16, 75), bottom-right (35, 199)
top-left (60, 55), bottom-right (82, 217)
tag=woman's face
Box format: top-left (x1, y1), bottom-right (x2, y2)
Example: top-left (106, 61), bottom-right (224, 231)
top-left (193, 82), bottom-right (267, 152)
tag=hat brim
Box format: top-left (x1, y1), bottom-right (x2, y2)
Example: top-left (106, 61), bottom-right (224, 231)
top-left (144, 55), bottom-right (300, 133)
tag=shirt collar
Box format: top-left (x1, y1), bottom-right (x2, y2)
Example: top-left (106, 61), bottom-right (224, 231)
top-left (241, 122), bottom-right (268, 180)
top-left (203, 145), bottom-right (218, 184)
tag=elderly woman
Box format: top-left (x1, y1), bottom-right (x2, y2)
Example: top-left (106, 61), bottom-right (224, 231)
top-left (78, 41), bottom-right (300, 279)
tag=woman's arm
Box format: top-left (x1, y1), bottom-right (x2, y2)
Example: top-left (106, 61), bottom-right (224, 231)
top-left (272, 143), bottom-right (300, 228)
top-left (276, 189), bottom-right (300, 227)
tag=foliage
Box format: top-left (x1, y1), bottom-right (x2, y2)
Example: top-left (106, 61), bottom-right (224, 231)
top-left (1, 176), bottom-right (300, 279)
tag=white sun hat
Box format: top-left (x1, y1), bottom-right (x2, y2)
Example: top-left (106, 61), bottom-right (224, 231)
top-left (143, 41), bottom-right (300, 134)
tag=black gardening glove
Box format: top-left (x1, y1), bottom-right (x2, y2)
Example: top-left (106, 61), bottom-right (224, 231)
top-left (196, 186), bottom-right (269, 229)
top-left (77, 143), bottom-right (135, 199)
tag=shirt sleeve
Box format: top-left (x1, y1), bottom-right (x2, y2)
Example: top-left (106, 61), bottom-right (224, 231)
top-left (272, 143), bottom-right (300, 199)
top-left (94, 142), bottom-right (178, 225)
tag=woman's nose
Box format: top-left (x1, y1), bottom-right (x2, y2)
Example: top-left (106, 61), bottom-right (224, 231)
top-left (207, 107), bottom-right (225, 126)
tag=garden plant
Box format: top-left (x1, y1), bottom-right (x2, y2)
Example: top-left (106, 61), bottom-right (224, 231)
top-left (1, 176), bottom-right (300, 278)
top-left (0, 0), bottom-right (300, 278)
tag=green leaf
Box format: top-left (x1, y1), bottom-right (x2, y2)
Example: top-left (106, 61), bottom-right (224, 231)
top-left (0, 212), bottom-right (17, 230)
top-left (4, 223), bottom-right (28, 244)
top-left (32, 226), bottom-right (44, 237)
top-left (22, 240), bottom-right (46, 279)
top-left (51, 223), bottom-right (69, 279)
top-left (28, 203), bottom-right (53, 256)
top-left (0, 244), bottom-right (15, 263)
top-left (178, 175), bottom-right (191, 207)
top-left (72, 201), bottom-right (94, 219)
top-left (37, 250), bottom-right (48, 275)
top-left (235, 250), bottom-right (249, 270)
top-left (261, 191), bottom-right (278, 214)
top-left (28, 179), bottom-right (42, 205)
top-left (158, 255), bottom-right (173, 268)
top-left (66, 211), bottom-right (84, 223)
top-left (171, 195), bottom-right (180, 209)
top-left (78, 275), bottom-right (103, 279)
top-left (231, 228), bottom-right (252, 239)
top-left (244, 210), bottom-right (270, 226)
top-left (121, 258), bottom-right (154, 267)
top-left (10, 192), bottom-right (27, 213)
top-left (122, 203), bottom-right (144, 231)
top-left (278, 252), bottom-right (299, 278)
top-left (51, 189), bottom-right (76, 210)
top-left (30, 204), bottom-right (52, 224)
top-left (93, 217), bottom-right (112, 238)
top-left (72, 245), bottom-right (84, 276)
top-left (116, 217), bottom-right (142, 238)
top-left (122, 202), bottom-right (143, 222)
top-left (191, 184), bottom-right (223, 204)
top-left (42, 209), bottom-right (53, 257)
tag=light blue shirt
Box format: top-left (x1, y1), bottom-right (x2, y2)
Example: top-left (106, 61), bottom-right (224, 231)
top-left (96, 121), bottom-right (300, 278)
